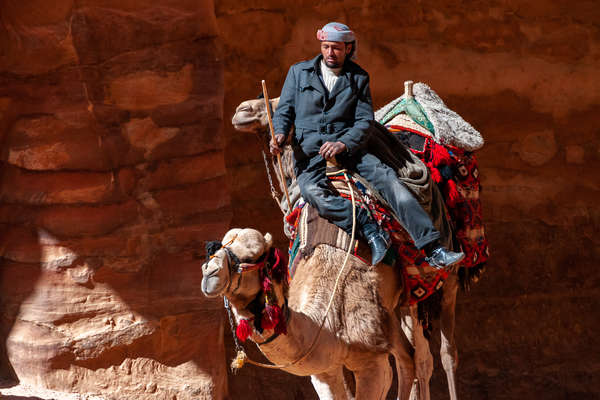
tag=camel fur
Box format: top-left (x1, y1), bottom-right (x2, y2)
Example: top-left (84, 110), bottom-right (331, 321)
top-left (201, 228), bottom-right (417, 400)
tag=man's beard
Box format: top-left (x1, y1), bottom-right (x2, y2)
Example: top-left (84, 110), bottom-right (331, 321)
top-left (324, 59), bottom-right (343, 68)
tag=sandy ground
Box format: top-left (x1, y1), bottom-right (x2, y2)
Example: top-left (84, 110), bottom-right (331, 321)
top-left (0, 382), bottom-right (105, 400)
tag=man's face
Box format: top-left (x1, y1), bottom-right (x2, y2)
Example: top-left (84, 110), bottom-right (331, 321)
top-left (320, 41), bottom-right (352, 68)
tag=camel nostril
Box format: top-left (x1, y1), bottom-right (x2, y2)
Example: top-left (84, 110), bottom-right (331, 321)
top-left (205, 268), bottom-right (219, 278)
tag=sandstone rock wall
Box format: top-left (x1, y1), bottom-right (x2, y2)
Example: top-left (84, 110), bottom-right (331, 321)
top-left (219, 1), bottom-right (600, 399)
top-left (0, 1), bottom-right (229, 399)
top-left (0, 1), bottom-right (598, 399)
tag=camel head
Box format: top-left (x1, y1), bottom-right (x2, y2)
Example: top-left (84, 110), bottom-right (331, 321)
top-left (201, 228), bottom-right (274, 300)
top-left (232, 97), bottom-right (280, 133)
top-left (231, 95), bottom-right (296, 203)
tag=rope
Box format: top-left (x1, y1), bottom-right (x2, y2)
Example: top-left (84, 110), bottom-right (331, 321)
top-left (261, 147), bottom-right (286, 216)
top-left (209, 235), bottom-right (238, 259)
top-left (224, 297), bottom-right (245, 353)
top-left (230, 169), bottom-right (357, 371)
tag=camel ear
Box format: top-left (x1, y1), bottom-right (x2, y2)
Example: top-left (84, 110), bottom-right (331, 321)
top-left (263, 232), bottom-right (273, 250)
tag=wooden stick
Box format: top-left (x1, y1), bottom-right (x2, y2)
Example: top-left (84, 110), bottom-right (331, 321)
top-left (261, 80), bottom-right (292, 212)
top-left (404, 80), bottom-right (414, 99)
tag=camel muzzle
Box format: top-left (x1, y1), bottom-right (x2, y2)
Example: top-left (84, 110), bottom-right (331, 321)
top-left (201, 260), bottom-right (228, 298)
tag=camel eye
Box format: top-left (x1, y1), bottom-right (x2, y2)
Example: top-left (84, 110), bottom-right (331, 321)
top-left (237, 104), bottom-right (252, 113)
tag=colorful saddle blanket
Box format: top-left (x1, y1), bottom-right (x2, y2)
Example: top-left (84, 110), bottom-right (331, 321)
top-left (387, 125), bottom-right (490, 271)
top-left (287, 169), bottom-right (448, 306)
top-left (285, 127), bottom-right (490, 304)
top-left (379, 85), bottom-right (488, 273)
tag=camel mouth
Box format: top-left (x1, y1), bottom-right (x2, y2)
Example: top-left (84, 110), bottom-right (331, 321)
top-left (201, 274), bottom-right (227, 298)
top-left (201, 262), bottom-right (229, 297)
top-left (231, 113), bottom-right (264, 132)
top-left (232, 121), bottom-right (263, 133)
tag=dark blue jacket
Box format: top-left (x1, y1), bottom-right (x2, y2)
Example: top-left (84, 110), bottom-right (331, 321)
top-left (272, 54), bottom-right (374, 161)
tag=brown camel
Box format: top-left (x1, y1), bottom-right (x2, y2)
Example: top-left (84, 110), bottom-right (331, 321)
top-left (201, 228), bottom-right (418, 399)
top-left (232, 95), bottom-right (462, 400)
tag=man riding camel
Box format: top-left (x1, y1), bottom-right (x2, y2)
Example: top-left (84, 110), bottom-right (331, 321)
top-left (270, 22), bottom-right (464, 268)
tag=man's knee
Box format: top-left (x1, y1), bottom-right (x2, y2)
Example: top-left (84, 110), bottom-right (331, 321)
top-left (359, 158), bottom-right (397, 187)
top-left (298, 181), bottom-right (322, 204)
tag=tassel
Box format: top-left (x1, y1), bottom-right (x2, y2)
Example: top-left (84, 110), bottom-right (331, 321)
top-left (427, 162), bottom-right (442, 183)
top-left (285, 206), bottom-right (301, 225)
top-left (230, 350), bottom-right (247, 372)
top-left (271, 248), bottom-right (282, 271)
top-left (431, 143), bottom-right (452, 167)
top-left (446, 180), bottom-right (461, 208)
top-left (205, 240), bottom-right (222, 261)
top-left (236, 319), bottom-right (253, 342)
top-left (262, 277), bottom-right (272, 293)
top-left (261, 304), bottom-right (282, 330)
top-left (270, 248), bottom-right (287, 281)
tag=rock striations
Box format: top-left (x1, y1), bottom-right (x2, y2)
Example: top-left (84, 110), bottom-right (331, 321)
top-left (0, 1), bottom-right (229, 399)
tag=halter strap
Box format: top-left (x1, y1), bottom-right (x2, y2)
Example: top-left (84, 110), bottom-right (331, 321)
top-left (237, 251), bottom-right (268, 273)
top-left (209, 234), bottom-right (238, 259)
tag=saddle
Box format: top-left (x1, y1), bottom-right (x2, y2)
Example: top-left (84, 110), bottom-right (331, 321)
top-left (287, 163), bottom-right (448, 306)
top-left (284, 82), bottom-right (490, 301)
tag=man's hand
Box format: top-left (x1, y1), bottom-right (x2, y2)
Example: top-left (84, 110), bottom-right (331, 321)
top-left (270, 134), bottom-right (285, 155)
top-left (319, 141), bottom-right (346, 160)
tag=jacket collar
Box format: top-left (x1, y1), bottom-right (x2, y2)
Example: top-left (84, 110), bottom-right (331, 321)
top-left (302, 55), bottom-right (326, 95)
top-left (302, 54), bottom-right (352, 98)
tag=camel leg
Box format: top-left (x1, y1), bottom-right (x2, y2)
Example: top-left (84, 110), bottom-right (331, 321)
top-left (440, 273), bottom-right (460, 400)
top-left (311, 368), bottom-right (353, 400)
top-left (353, 355), bottom-right (393, 400)
top-left (398, 306), bottom-right (433, 400)
top-left (390, 312), bottom-right (416, 400)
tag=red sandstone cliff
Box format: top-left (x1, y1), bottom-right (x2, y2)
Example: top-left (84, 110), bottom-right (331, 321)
top-left (1, 1), bottom-right (599, 400)
top-left (0, 1), bottom-right (229, 399)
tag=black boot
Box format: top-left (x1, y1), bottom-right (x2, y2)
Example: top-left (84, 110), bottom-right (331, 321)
top-left (424, 241), bottom-right (465, 269)
top-left (360, 220), bottom-right (390, 265)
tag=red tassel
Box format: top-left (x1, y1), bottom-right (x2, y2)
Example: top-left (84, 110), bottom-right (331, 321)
top-left (271, 248), bottom-right (282, 271)
top-left (285, 207), bottom-right (301, 225)
top-left (261, 304), bottom-right (282, 330)
top-left (270, 248), bottom-right (288, 281)
top-left (236, 319), bottom-right (253, 342)
top-left (446, 180), bottom-right (461, 208)
top-left (262, 277), bottom-right (272, 293)
top-left (431, 144), bottom-right (452, 167)
top-left (427, 163), bottom-right (443, 183)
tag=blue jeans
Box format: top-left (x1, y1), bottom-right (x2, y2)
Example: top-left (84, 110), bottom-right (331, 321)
top-left (296, 152), bottom-right (440, 249)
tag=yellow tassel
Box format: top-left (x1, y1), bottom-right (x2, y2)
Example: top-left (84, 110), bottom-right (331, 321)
top-left (230, 350), bottom-right (247, 372)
